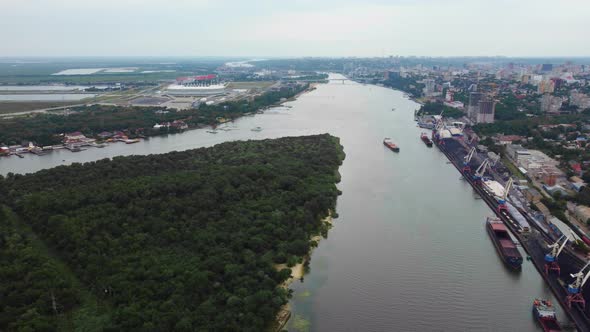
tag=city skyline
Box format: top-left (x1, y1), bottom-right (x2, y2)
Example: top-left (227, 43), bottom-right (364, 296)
top-left (2, 0), bottom-right (589, 57)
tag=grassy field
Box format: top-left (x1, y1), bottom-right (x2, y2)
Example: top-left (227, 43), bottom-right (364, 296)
top-left (0, 101), bottom-right (82, 115)
top-left (227, 81), bottom-right (275, 89)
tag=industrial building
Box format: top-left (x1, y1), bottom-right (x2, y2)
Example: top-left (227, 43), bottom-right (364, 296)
top-left (166, 75), bottom-right (227, 96)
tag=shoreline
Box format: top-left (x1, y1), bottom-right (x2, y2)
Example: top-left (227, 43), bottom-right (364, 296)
top-left (272, 211), bottom-right (333, 331)
top-left (349, 78), bottom-right (424, 105)
top-left (0, 85), bottom-right (317, 160)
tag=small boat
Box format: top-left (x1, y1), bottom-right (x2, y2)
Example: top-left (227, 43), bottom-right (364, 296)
top-left (251, 127), bottom-right (263, 132)
top-left (124, 138), bottom-right (140, 144)
top-left (383, 138), bottom-right (399, 152)
top-left (391, 107), bottom-right (396, 111)
top-left (533, 299), bottom-right (561, 331)
top-left (206, 130), bottom-right (218, 134)
top-left (420, 132), bottom-right (433, 147)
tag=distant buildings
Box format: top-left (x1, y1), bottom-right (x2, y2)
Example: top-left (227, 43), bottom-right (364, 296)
top-left (64, 132), bottom-right (88, 144)
top-left (467, 91), bottom-right (483, 120)
top-left (467, 91), bottom-right (495, 123)
top-left (568, 202), bottom-right (590, 223)
top-left (495, 135), bottom-right (524, 145)
top-left (166, 75), bottom-right (227, 96)
top-left (443, 90), bottom-right (464, 109)
top-left (540, 94), bottom-right (563, 113)
top-left (570, 90), bottom-right (590, 110)
top-left (537, 79), bottom-right (555, 94)
top-left (506, 145), bottom-right (565, 186)
top-left (423, 78), bottom-right (436, 96)
top-left (476, 98), bottom-right (496, 123)
top-left (63, 131), bottom-right (96, 148)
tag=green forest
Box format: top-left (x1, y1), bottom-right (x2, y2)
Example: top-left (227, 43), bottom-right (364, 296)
top-left (0, 83), bottom-right (308, 146)
top-left (416, 102), bottom-right (464, 118)
top-left (383, 75), bottom-right (424, 97)
top-left (0, 134), bottom-right (345, 331)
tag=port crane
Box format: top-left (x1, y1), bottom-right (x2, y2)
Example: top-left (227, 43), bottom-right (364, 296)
top-left (567, 261), bottom-right (590, 309)
top-left (473, 159), bottom-right (490, 185)
top-left (544, 235), bottom-right (569, 276)
top-left (496, 178), bottom-right (513, 213)
top-left (462, 147), bottom-right (476, 174)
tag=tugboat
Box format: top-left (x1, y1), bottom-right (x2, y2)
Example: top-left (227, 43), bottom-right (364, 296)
top-left (420, 132), bottom-right (433, 147)
top-left (532, 298), bottom-right (562, 331)
top-left (383, 138), bottom-right (400, 152)
top-left (486, 216), bottom-right (523, 269)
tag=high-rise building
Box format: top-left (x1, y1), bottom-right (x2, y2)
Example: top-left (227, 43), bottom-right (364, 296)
top-left (537, 79), bottom-right (555, 94)
top-left (423, 79), bottom-right (435, 95)
top-left (468, 91), bottom-right (483, 120)
top-left (476, 99), bottom-right (495, 123)
top-left (541, 64), bottom-right (553, 72)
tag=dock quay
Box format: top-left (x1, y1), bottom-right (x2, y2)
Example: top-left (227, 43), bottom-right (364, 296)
top-left (437, 137), bottom-right (590, 331)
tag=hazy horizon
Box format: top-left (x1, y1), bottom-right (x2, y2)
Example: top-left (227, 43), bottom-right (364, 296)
top-left (2, 0), bottom-right (590, 57)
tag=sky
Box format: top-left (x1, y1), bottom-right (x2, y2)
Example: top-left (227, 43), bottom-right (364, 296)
top-left (1, 0), bottom-right (589, 57)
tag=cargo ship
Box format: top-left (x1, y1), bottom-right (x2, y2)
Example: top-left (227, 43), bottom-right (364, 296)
top-left (533, 298), bottom-right (562, 332)
top-left (420, 133), bottom-right (433, 147)
top-left (383, 138), bottom-right (399, 152)
top-left (486, 216), bottom-right (523, 269)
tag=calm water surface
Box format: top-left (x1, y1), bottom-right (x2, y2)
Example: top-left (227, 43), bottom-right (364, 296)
top-left (0, 75), bottom-right (562, 331)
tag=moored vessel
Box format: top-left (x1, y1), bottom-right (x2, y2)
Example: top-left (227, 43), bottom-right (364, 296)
top-left (383, 138), bottom-right (399, 152)
top-left (124, 138), bottom-right (140, 144)
top-left (420, 132), bottom-right (433, 147)
top-left (533, 298), bottom-right (562, 332)
top-left (486, 216), bottom-right (523, 269)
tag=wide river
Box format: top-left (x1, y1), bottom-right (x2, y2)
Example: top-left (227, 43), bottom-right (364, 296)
top-left (0, 74), bottom-right (563, 331)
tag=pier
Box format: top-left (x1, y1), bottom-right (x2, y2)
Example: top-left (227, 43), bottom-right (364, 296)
top-left (437, 137), bottom-right (590, 331)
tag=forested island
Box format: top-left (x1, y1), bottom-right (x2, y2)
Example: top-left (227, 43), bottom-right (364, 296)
top-left (0, 134), bottom-right (345, 331)
top-left (0, 83), bottom-right (309, 146)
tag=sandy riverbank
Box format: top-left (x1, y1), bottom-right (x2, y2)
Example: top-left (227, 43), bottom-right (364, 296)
top-left (272, 212), bottom-right (333, 331)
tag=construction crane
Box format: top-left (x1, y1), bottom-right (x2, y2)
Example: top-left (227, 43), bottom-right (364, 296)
top-left (462, 147), bottom-right (476, 174)
top-left (567, 261), bottom-right (590, 309)
top-left (496, 178), bottom-right (513, 213)
top-left (544, 235), bottom-right (569, 276)
top-left (473, 159), bottom-right (489, 184)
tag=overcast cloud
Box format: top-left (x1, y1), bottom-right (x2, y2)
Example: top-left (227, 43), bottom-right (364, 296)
top-left (1, 0), bottom-right (589, 56)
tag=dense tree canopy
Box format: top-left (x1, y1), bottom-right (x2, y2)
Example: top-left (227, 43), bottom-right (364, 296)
top-left (0, 134), bottom-right (344, 331)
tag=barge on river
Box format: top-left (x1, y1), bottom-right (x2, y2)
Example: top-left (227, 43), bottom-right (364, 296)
top-left (486, 216), bottom-right (523, 270)
top-left (383, 138), bottom-right (399, 152)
